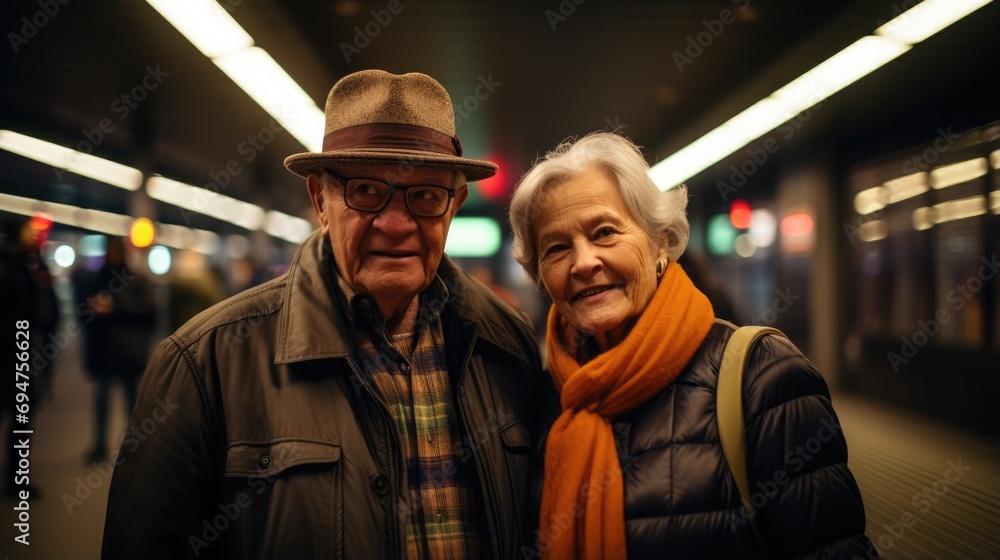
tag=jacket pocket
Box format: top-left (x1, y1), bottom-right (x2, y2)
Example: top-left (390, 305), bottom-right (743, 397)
top-left (499, 420), bottom-right (532, 537)
top-left (223, 438), bottom-right (341, 478)
top-left (221, 438), bottom-right (344, 559)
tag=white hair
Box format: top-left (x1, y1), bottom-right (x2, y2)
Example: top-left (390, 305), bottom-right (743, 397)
top-left (509, 132), bottom-right (690, 284)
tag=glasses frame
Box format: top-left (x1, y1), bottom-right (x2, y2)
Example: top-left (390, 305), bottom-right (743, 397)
top-left (324, 169), bottom-right (457, 218)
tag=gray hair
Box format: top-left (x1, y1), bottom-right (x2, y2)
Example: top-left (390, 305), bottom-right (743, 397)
top-left (509, 132), bottom-right (690, 285)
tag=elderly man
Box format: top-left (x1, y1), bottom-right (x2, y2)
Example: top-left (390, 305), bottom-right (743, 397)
top-left (103, 70), bottom-right (543, 560)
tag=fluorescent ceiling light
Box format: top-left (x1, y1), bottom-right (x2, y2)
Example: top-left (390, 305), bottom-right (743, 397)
top-left (146, 0), bottom-right (253, 58)
top-left (650, 99), bottom-right (793, 189)
top-left (648, 0), bottom-right (990, 189)
top-left (0, 192), bottom-right (132, 236)
top-left (934, 195), bottom-right (986, 223)
top-left (147, 175), bottom-right (266, 231)
top-left (912, 207), bottom-right (935, 230)
top-left (991, 149), bottom-right (1000, 169)
top-left (155, 222), bottom-right (221, 254)
top-left (876, 0), bottom-right (992, 44)
top-left (854, 187), bottom-right (888, 215)
top-left (264, 210), bottom-right (313, 244)
top-left (192, 230), bottom-right (222, 254)
top-left (445, 217), bottom-right (502, 257)
top-left (213, 47), bottom-right (324, 151)
top-left (0, 130), bottom-right (142, 191)
top-left (930, 158), bottom-right (988, 189)
top-left (854, 172), bottom-right (930, 214)
top-left (990, 191), bottom-right (999, 214)
top-left (859, 220), bottom-right (889, 242)
top-left (146, 1), bottom-right (324, 152)
top-left (913, 195), bottom-right (988, 228)
top-left (771, 36), bottom-right (910, 114)
top-left (883, 172), bottom-right (929, 202)
top-left (651, 38), bottom-right (910, 189)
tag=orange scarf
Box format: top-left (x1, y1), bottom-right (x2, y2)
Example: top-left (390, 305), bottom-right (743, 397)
top-left (539, 262), bottom-right (715, 559)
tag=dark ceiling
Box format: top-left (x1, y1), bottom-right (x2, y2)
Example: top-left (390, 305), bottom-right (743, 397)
top-left (1, 0), bottom-right (998, 237)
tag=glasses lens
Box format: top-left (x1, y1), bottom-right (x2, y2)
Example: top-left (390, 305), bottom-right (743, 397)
top-left (406, 187), bottom-right (450, 217)
top-left (345, 179), bottom-right (390, 211)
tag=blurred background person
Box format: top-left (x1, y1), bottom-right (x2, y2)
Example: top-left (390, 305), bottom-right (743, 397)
top-left (75, 236), bottom-right (158, 464)
top-left (167, 249), bottom-right (225, 332)
top-left (677, 250), bottom-right (737, 323)
top-left (0, 213), bottom-right (58, 496)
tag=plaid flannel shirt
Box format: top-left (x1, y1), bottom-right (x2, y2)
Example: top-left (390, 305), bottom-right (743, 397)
top-left (338, 273), bottom-right (479, 560)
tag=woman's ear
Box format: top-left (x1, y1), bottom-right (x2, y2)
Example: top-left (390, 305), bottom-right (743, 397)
top-left (306, 174), bottom-right (329, 234)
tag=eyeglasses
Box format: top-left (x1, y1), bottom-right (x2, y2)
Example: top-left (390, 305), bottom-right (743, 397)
top-left (324, 170), bottom-right (457, 218)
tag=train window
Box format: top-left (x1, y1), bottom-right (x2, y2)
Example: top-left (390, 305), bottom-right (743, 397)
top-left (848, 132), bottom-right (998, 352)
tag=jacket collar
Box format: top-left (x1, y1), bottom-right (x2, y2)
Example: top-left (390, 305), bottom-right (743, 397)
top-left (275, 230), bottom-right (529, 366)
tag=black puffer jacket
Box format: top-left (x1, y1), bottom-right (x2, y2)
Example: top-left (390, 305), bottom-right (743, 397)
top-left (531, 320), bottom-right (878, 559)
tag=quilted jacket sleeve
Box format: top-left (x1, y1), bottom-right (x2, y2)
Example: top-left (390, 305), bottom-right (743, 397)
top-left (742, 334), bottom-right (880, 560)
top-left (102, 336), bottom-right (216, 559)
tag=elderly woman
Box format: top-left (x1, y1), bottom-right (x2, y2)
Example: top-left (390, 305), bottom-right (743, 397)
top-left (510, 132), bottom-right (876, 559)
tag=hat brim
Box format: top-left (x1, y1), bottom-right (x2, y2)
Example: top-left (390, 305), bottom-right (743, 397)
top-left (284, 148), bottom-right (498, 182)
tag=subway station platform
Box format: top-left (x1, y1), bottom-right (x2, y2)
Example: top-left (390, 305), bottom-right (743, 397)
top-left (1, 331), bottom-right (998, 559)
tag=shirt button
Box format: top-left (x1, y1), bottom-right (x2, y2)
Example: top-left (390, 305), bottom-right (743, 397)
top-left (437, 513), bottom-right (444, 523)
top-left (259, 455), bottom-right (271, 468)
top-left (400, 362), bottom-right (410, 373)
top-left (371, 473), bottom-right (389, 497)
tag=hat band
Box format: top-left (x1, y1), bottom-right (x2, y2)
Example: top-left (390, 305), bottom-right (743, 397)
top-left (322, 123), bottom-right (463, 157)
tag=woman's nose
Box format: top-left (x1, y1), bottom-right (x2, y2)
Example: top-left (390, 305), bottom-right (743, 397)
top-left (569, 244), bottom-right (602, 277)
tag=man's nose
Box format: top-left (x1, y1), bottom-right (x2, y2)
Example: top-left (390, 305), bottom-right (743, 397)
top-left (371, 191), bottom-right (418, 236)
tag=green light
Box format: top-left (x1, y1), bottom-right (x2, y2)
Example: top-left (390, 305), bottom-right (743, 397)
top-left (445, 217), bottom-right (502, 257)
top-left (707, 214), bottom-right (737, 256)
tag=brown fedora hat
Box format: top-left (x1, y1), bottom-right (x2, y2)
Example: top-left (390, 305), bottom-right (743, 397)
top-left (284, 70), bottom-right (498, 181)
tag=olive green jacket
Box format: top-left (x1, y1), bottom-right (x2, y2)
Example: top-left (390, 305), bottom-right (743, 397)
top-left (103, 230), bottom-right (543, 559)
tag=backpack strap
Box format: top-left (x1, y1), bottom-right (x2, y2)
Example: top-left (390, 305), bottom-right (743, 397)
top-left (717, 325), bottom-right (785, 559)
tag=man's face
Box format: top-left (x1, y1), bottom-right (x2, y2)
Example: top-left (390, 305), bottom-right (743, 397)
top-left (307, 163), bottom-right (468, 317)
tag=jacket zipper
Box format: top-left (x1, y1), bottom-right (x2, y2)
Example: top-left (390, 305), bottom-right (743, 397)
top-left (347, 357), bottom-right (404, 560)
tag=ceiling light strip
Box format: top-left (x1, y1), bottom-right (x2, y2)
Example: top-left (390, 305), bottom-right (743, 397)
top-left (649, 0), bottom-right (992, 189)
top-left (0, 129), bottom-right (143, 191)
top-left (145, 0), bottom-right (324, 151)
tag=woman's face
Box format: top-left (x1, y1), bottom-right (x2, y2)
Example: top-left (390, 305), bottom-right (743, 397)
top-left (535, 169), bottom-right (664, 350)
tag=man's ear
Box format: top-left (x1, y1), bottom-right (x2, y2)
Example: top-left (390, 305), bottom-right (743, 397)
top-left (306, 174), bottom-right (329, 233)
top-left (451, 184), bottom-right (470, 215)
